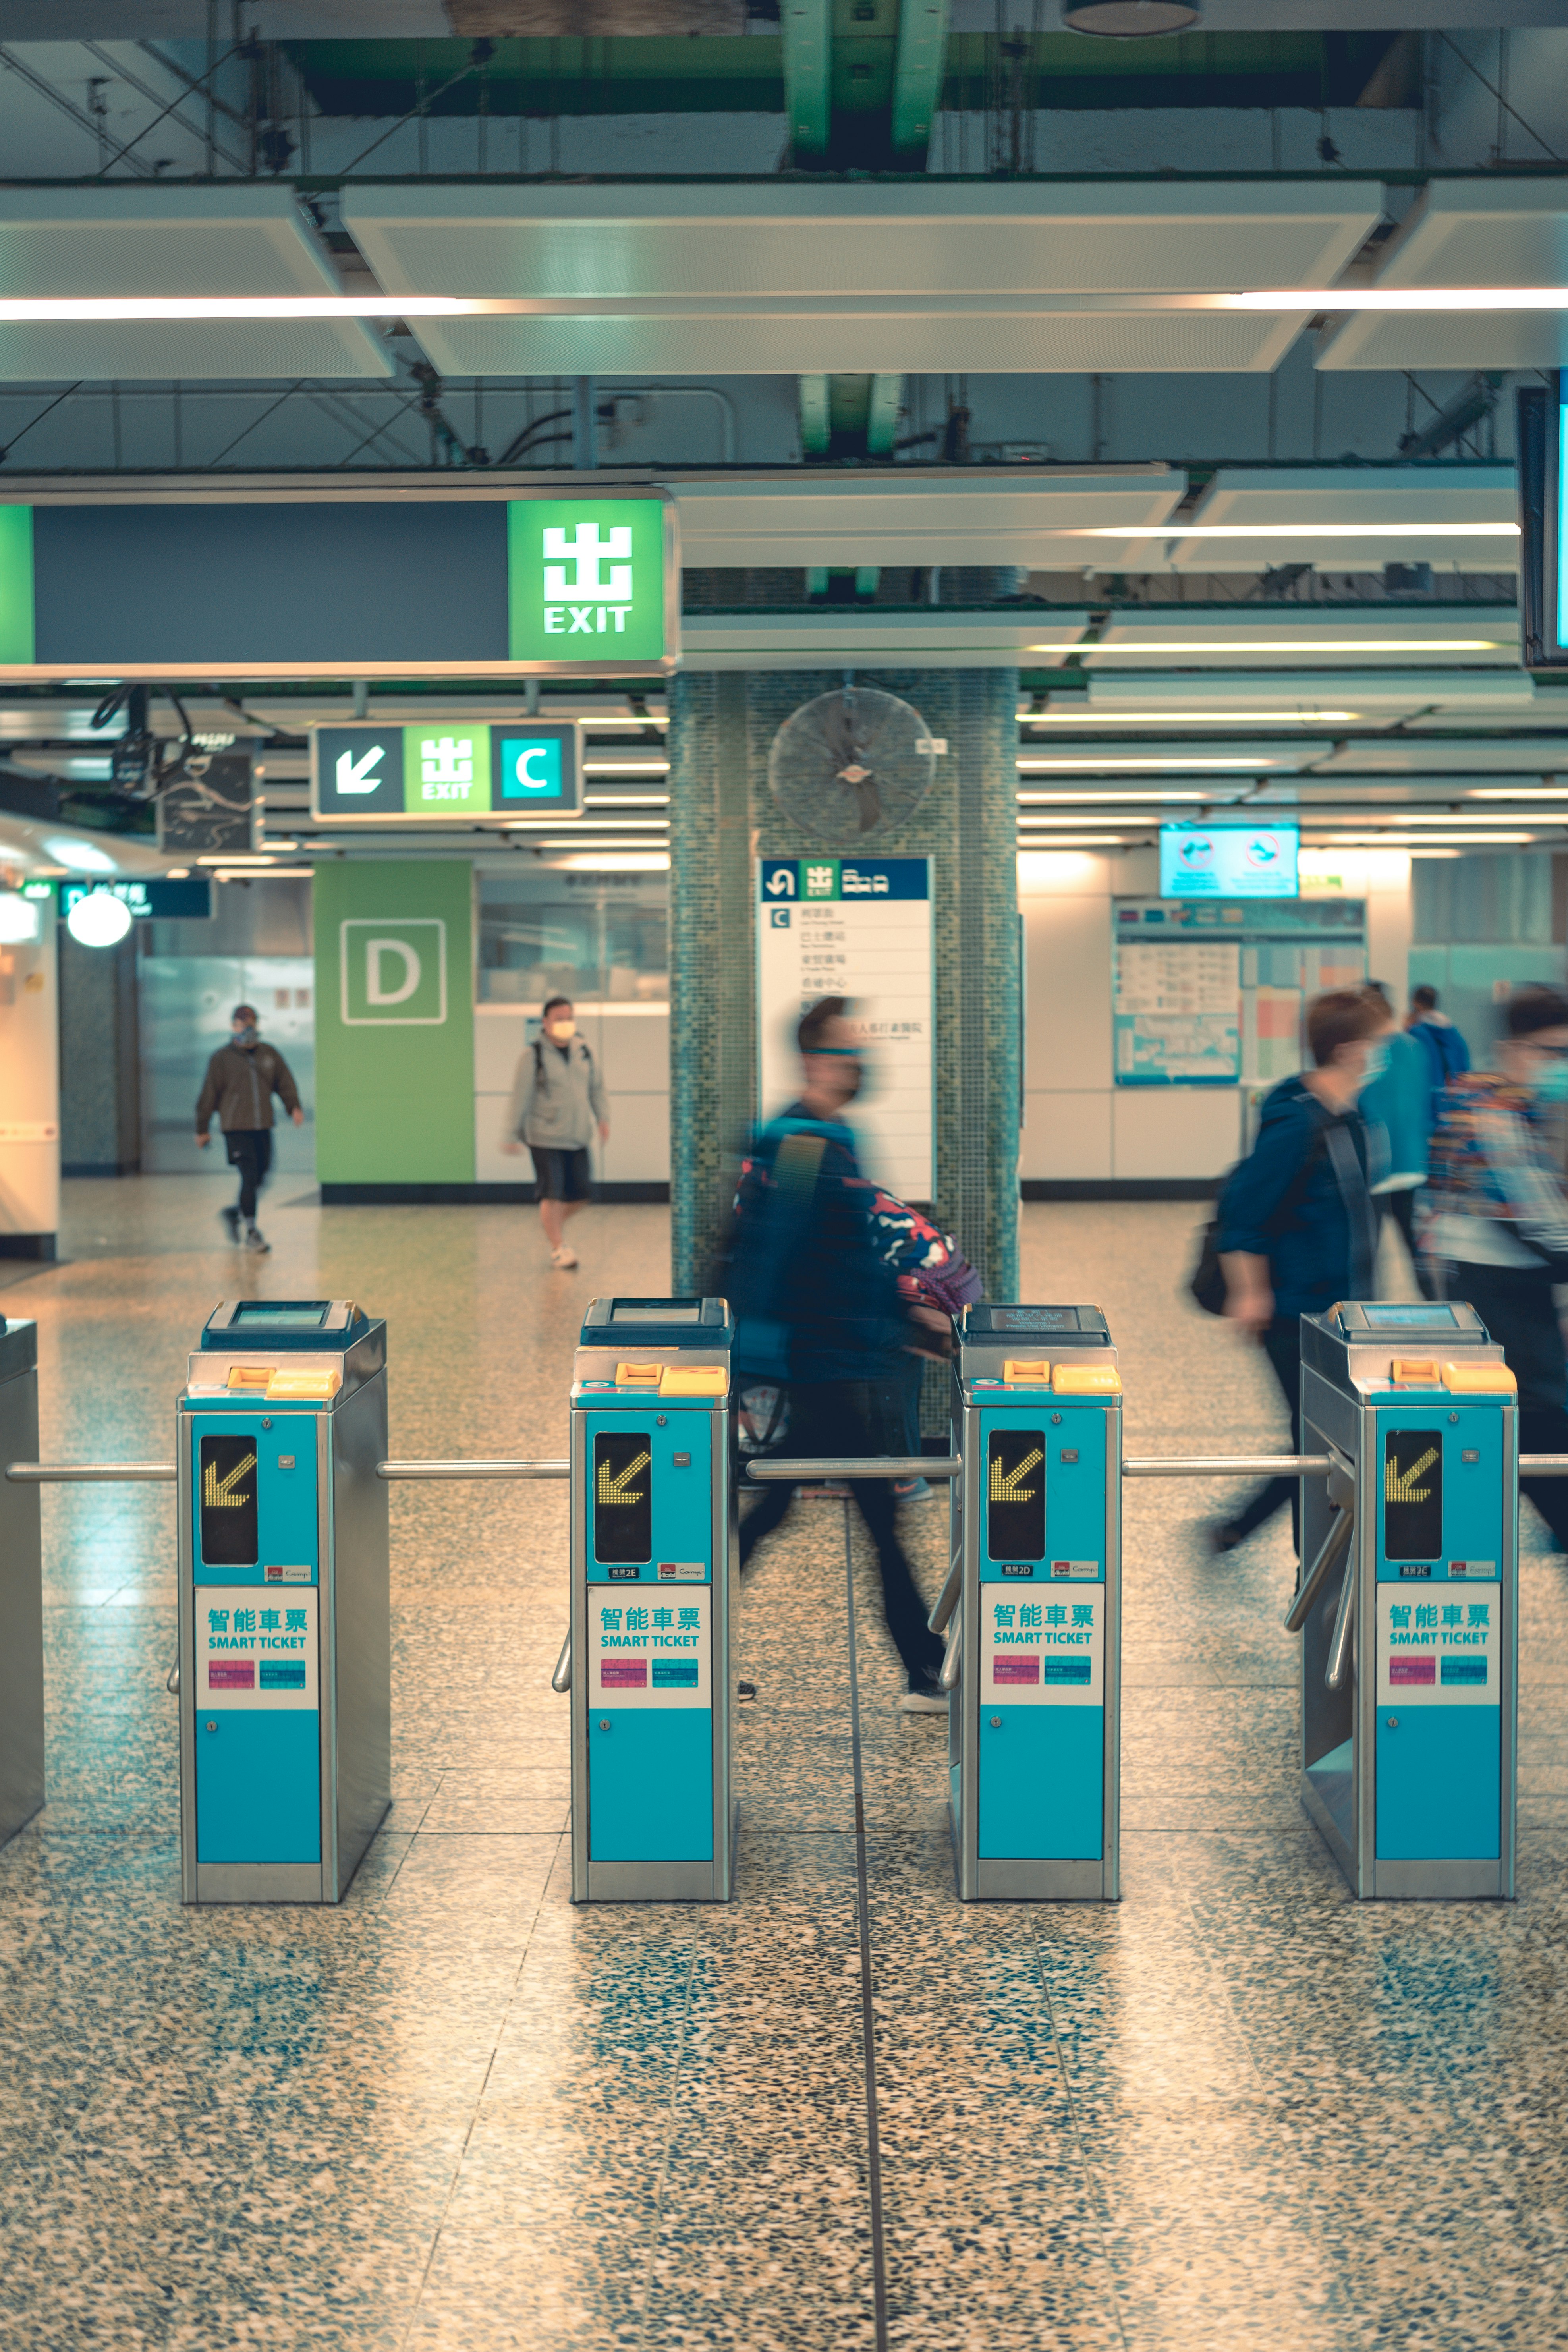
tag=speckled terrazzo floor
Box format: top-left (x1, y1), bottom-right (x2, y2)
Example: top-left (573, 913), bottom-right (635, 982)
top-left (3, 1182), bottom-right (1568, 2349)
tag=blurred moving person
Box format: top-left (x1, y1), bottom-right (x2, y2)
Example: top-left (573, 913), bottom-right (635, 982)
top-left (1425, 983), bottom-right (1568, 1554)
top-left (504, 994), bottom-right (609, 1271)
top-left (1406, 983), bottom-right (1471, 1128)
top-left (1360, 978), bottom-right (1438, 1298)
top-left (195, 1001), bottom-right (304, 1256)
top-left (1212, 988), bottom-right (1386, 1558)
top-left (728, 996), bottom-right (951, 1713)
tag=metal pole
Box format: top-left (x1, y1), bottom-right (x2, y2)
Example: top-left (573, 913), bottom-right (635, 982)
top-left (745, 1456), bottom-right (961, 1482)
top-left (1284, 1503), bottom-right (1354, 1635)
top-left (5, 1461), bottom-right (176, 1483)
top-left (1123, 1455), bottom-right (1333, 1479)
top-left (376, 1460), bottom-right (570, 1481)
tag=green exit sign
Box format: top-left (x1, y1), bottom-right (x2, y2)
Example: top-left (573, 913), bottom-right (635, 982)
top-left (507, 492), bottom-right (676, 672)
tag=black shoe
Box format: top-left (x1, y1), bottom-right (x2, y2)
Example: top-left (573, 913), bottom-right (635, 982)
top-left (1210, 1520), bottom-right (1246, 1555)
top-left (219, 1205), bottom-right (241, 1244)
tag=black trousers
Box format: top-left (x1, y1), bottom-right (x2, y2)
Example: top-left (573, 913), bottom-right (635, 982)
top-left (739, 1376), bottom-right (944, 1690)
top-left (1229, 1316), bottom-right (1304, 1554)
top-left (1443, 1260), bottom-right (1568, 1552)
top-left (225, 1128), bottom-right (272, 1223)
top-left (1382, 1186), bottom-right (1437, 1300)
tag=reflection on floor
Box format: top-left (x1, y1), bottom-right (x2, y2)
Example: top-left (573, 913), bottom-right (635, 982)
top-left (2, 1181), bottom-right (1567, 2348)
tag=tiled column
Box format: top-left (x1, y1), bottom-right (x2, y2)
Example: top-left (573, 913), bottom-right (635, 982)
top-left (670, 661), bottom-right (1019, 1305)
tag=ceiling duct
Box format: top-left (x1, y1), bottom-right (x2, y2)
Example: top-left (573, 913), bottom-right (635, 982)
top-left (1061, 0), bottom-right (1200, 32)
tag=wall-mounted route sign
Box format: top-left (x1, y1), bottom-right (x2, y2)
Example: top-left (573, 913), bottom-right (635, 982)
top-left (311, 718), bottom-right (583, 826)
top-left (0, 487), bottom-right (678, 681)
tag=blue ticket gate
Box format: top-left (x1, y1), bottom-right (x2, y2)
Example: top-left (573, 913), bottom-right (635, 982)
top-left (938, 1304), bottom-right (1122, 1902)
top-left (177, 1300), bottom-right (391, 1904)
top-left (568, 1297), bottom-right (736, 1902)
top-left (0, 1319), bottom-right (43, 1852)
top-left (1293, 1301), bottom-right (1519, 1900)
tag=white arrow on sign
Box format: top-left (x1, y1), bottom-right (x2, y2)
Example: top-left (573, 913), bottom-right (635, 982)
top-left (765, 867), bottom-right (794, 897)
top-left (336, 744), bottom-right (385, 795)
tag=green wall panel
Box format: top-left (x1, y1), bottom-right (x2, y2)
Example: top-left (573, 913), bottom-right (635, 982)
top-left (0, 506), bottom-right (34, 665)
top-left (312, 861), bottom-right (475, 1185)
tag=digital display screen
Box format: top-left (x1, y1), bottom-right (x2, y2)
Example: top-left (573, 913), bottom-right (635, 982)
top-left (232, 1303), bottom-right (328, 1328)
top-left (612, 1305), bottom-right (699, 1323)
top-left (1159, 824), bottom-right (1300, 900)
top-left (987, 1430), bottom-right (1045, 1562)
top-left (988, 1308), bottom-right (1081, 1333)
top-left (1361, 1305), bottom-right (1460, 1329)
top-left (593, 1430), bottom-right (653, 1564)
top-left (1384, 1431), bottom-right (1443, 1561)
top-left (199, 1432), bottom-right (259, 1566)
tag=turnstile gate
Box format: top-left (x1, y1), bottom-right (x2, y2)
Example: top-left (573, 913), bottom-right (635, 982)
top-left (942, 1304), bottom-right (1122, 1902)
top-left (569, 1297), bottom-right (736, 1902)
top-left (0, 1318), bottom-right (43, 1850)
top-left (178, 1299), bottom-right (391, 1904)
top-left (1294, 1300), bottom-right (1519, 1900)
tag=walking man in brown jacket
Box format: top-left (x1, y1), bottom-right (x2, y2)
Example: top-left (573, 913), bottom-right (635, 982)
top-left (195, 1002), bottom-right (305, 1255)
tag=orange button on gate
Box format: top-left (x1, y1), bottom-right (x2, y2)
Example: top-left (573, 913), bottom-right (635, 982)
top-left (1441, 1361), bottom-right (1517, 1394)
top-left (1390, 1358), bottom-right (1441, 1387)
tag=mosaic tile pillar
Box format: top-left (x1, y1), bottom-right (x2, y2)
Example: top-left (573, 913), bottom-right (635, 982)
top-left (668, 670), bottom-right (755, 1294)
top-left (669, 662), bottom-right (1020, 1308)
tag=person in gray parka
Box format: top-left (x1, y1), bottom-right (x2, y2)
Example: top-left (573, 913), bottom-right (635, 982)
top-left (503, 994), bottom-right (610, 1268)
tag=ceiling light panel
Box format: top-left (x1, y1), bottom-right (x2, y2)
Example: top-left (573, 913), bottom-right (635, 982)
top-left (1082, 612), bottom-right (1520, 667)
top-left (1317, 185), bottom-right (1568, 373)
top-left (1148, 465), bottom-right (1518, 574)
top-left (0, 189), bottom-right (390, 381)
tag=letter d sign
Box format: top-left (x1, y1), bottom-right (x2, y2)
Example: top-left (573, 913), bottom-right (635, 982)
top-left (340, 918), bottom-right (448, 1025)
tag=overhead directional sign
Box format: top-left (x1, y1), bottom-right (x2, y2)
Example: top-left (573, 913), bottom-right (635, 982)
top-left (311, 718), bottom-right (583, 826)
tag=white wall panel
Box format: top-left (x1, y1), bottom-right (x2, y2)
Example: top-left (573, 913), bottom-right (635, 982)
top-left (1022, 1091), bottom-right (1112, 1182)
top-left (1112, 1088), bottom-right (1240, 1182)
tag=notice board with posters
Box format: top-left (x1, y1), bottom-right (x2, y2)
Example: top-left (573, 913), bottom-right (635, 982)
top-left (1112, 898), bottom-right (1367, 1087)
top-left (756, 856), bottom-right (934, 1203)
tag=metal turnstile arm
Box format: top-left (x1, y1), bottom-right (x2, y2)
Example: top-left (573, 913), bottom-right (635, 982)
top-left (551, 1633), bottom-right (572, 1694)
top-left (377, 1460), bottom-right (570, 1480)
top-left (1284, 1504), bottom-right (1354, 1635)
top-left (5, 1461), bottom-right (176, 1482)
top-left (939, 1616), bottom-right (962, 1691)
top-left (1521, 1456), bottom-right (1568, 1476)
top-left (1325, 1547), bottom-right (1357, 1691)
top-left (1123, 1455), bottom-right (1332, 1479)
top-left (928, 1546), bottom-right (964, 1636)
top-left (745, 1456), bottom-right (961, 1482)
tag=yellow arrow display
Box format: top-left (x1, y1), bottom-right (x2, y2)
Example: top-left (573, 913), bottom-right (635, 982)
top-left (202, 1451), bottom-right (256, 1510)
top-left (597, 1449), bottom-right (651, 1506)
top-left (1386, 1444), bottom-right (1439, 1506)
top-left (989, 1447), bottom-right (1043, 1505)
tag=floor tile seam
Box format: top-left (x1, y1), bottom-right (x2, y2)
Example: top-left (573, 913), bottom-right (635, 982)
top-left (394, 1824), bottom-right (564, 2352)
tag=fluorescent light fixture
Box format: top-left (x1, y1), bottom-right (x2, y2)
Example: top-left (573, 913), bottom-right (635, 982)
top-left (1034, 637), bottom-right (1507, 655)
top-left (1325, 808), bottom-right (1560, 824)
top-left (1225, 288), bottom-right (1568, 312)
top-left (1018, 756), bottom-right (1283, 772)
top-left (0, 296), bottom-right (494, 321)
top-left (1018, 813), bottom-right (1153, 827)
top-left (1023, 709), bottom-right (1359, 724)
top-left (64, 889), bottom-right (132, 948)
top-left (584, 794), bottom-right (670, 807)
top-left (1314, 830), bottom-right (1535, 845)
top-left (582, 759), bottom-right (671, 776)
top-left (0, 894), bottom-right (40, 944)
top-left (1072, 525), bottom-right (1517, 541)
top-left (502, 817), bottom-right (668, 832)
top-left (1013, 834), bottom-right (1137, 846)
top-left (1018, 789), bottom-right (1234, 802)
top-left (215, 865), bottom-right (314, 877)
top-left (1470, 786), bottom-right (1568, 798)
top-left (196, 853), bottom-right (274, 866)
top-left (41, 833), bottom-right (117, 873)
top-left (165, 867), bottom-right (190, 879)
top-left (548, 852), bottom-right (670, 871)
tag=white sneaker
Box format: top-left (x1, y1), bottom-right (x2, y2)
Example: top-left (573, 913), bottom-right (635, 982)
top-left (898, 1682), bottom-right (948, 1715)
top-left (550, 1245), bottom-right (579, 1269)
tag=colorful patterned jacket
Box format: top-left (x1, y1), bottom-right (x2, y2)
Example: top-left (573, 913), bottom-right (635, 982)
top-left (1423, 1070), bottom-right (1568, 1273)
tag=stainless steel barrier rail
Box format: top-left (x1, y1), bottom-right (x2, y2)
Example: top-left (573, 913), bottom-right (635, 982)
top-left (5, 1462), bottom-right (176, 1482)
top-left (745, 1456), bottom-right (962, 1483)
top-left (1124, 1455), bottom-right (1332, 1479)
top-left (377, 1460), bottom-right (570, 1481)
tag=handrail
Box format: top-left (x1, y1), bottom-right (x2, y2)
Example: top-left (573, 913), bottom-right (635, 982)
top-left (1123, 1455), bottom-right (1332, 1479)
top-left (5, 1461), bottom-right (176, 1483)
top-left (377, 1459), bottom-right (570, 1481)
top-left (745, 1456), bottom-right (961, 1482)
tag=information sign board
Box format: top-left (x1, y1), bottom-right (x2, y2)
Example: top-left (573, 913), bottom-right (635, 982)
top-left (311, 718), bottom-right (582, 826)
top-left (756, 855), bottom-right (934, 1201)
top-left (1159, 822), bottom-right (1300, 900)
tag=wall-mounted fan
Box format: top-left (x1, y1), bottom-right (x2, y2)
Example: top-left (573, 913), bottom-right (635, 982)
top-left (767, 685), bottom-right (936, 844)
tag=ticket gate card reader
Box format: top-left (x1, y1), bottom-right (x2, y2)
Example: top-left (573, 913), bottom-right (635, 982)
top-left (0, 1320), bottom-right (44, 1852)
top-left (1297, 1300), bottom-right (1517, 1901)
top-left (950, 1305), bottom-right (1122, 1902)
top-left (178, 1300), bottom-right (390, 1904)
top-left (570, 1298), bottom-right (735, 1902)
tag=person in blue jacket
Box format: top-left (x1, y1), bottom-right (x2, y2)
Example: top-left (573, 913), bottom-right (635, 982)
top-left (1406, 983), bottom-right (1471, 1128)
top-left (727, 996), bottom-right (951, 1711)
top-left (1213, 987), bottom-right (1389, 1557)
top-left (1359, 978), bottom-right (1439, 1298)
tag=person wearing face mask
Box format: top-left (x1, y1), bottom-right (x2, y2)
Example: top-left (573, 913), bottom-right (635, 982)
top-left (504, 994), bottom-right (609, 1270)
top-left (726, 994), bottom-right (952, 1712)
top-left (1424, 984), bottom-right (1568, 1554)
top-left (195, 1003), bottom-right (305, 1255)
top-left (1211, 988), bottom-right (1386, 1558)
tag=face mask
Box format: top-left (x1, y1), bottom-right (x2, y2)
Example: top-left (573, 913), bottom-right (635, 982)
top-left (1531, 1058), bottom-right (1568, 1103)
top-left (1357, 1042), bottom-right (1389, 1089)
top-left (233, 1025), bottom-right (257, 1048)
top-left (547, 1018), bottom-right (575, 1041)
